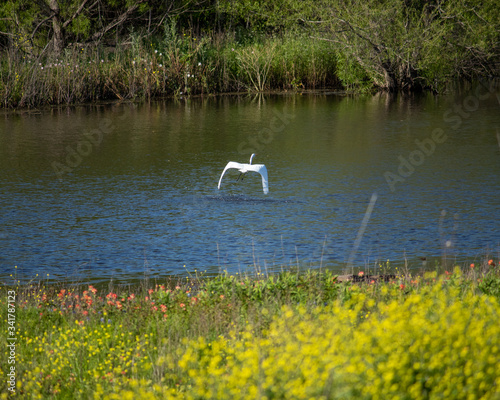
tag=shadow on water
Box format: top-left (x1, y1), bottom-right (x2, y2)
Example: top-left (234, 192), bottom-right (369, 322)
top-left (204, 194), bottom-right (300, 204)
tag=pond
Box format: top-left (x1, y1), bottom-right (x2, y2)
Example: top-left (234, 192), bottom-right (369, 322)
top-left (1, 82), bottom-right (499, 284)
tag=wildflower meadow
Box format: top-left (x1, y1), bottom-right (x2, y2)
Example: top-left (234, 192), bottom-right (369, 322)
top-left (1, 261), bottom-right (500, 399)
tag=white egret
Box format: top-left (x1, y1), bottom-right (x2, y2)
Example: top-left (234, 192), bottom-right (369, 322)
top-left (217, 153), bottom-right (269, 194)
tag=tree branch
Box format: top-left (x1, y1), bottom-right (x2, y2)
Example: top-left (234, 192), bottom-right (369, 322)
top-left (31, 12), bottom-right (56, 42)
top-left (63, 0), bottom-right (95, 29)
top-left (90, 0), bottom-right (148, 42)
top-left (0, 31), bottom-right (15, 37)
top-left (337, 18), bottom-right (385, 53)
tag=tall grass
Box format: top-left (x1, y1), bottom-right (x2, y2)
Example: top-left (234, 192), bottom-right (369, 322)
top-left (1, 260), bottom-right (499, 399)
top-left (0, 30), bottom-right (338, 109)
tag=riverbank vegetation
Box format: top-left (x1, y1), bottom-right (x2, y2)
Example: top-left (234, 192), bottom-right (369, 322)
top-left (1, 260), bottom-right (500, 399)
top-left (1, 0), bottom-right (499, 108)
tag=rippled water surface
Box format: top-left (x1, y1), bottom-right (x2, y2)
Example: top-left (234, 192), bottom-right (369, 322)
top-left (1, 85), bottom-right (499, 283)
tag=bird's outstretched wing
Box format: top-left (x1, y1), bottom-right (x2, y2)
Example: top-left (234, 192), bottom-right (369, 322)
top-left (247, 164), bottom-right (269, 194)
top-left (217, 161), bottom-right (243, 190)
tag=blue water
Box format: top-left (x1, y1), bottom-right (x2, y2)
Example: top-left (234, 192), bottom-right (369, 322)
top-left (1, 88), bottom-right (499, 284)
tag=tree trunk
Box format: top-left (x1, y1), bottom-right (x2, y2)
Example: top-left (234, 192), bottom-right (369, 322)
top-left (381, 61), bottom-right (397, 91)
top-left (48, 0), bottom-right (65, 55)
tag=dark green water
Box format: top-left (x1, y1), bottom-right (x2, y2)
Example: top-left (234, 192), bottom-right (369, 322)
top-left (1, 84), bottom-right (499, 284)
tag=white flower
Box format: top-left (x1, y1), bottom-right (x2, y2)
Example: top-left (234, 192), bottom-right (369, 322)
top-left (198, 62), bottom-right (201, 66)
top-left (155, 50), bottom-right (158, 53)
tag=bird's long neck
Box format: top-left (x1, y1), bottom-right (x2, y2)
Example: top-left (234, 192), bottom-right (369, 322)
top-left (249, 154), bottom-right (255, 164)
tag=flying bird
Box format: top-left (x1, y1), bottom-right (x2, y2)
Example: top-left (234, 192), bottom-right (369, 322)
top-left (217, 153), bottom-right (269, 194)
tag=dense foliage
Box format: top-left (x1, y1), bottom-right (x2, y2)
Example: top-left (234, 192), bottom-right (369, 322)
top-left (0, 0), bottom-right (498, 107)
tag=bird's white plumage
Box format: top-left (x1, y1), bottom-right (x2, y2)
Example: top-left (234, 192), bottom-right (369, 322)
top-left (217, 154), bottom-right (269, 194)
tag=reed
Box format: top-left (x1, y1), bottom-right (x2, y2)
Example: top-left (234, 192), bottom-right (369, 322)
top-left (0, 31), bottom-right (338, 109)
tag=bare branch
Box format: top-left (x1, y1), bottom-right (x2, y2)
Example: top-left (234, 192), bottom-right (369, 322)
top-left (337, 18), bottom-right (385, 53)
top-left (31, 12), bottom-right (56, 41)
top-left (90, 0), bottom-right (148, 42)
top-left (63, 0), bottom-right (95, 29)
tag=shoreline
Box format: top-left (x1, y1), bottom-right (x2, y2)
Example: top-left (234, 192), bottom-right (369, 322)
top-left (2, 257), bottom-right (498, 290)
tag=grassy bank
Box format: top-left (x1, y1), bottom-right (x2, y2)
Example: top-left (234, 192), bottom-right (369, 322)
top-left (1, 260), bottom-right (500, 399)
top-left (0, 31), bottom-right (338, 109)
